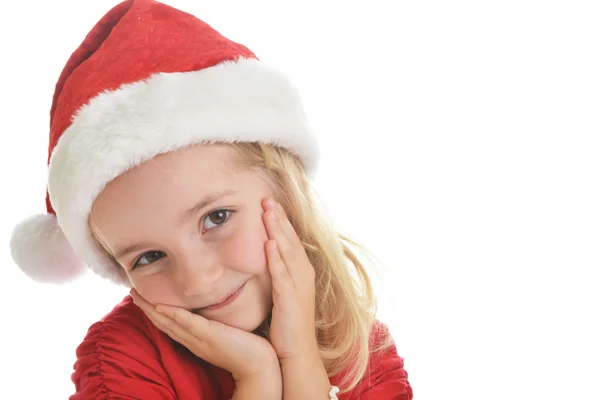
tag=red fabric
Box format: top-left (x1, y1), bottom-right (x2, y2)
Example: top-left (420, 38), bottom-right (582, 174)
top-left (333, 325), bottom-right (414, 400)
top-left (70, 296), bottom-right (412, 399)
top-left (46, 0), bottom-right (256, 214)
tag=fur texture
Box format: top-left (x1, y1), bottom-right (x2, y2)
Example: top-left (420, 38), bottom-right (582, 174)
top-left (10, 214), bottom-right (87, 283)
top-left (43, 58), bottom-right (318, 284)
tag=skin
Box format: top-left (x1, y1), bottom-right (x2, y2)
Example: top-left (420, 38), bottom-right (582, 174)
top-left (91, 144), bottom-right (274, 332)
top-left (91, 143), bottom-right (331, 397)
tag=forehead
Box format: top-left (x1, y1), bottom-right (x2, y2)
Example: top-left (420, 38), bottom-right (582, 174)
top-left (101, 143), bottom-right (241, 193)
top-left (90, 144), bottom-right (260, 228)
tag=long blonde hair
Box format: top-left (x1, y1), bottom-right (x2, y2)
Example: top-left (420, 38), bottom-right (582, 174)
top-left (229, 142), bottom-right (393, 393)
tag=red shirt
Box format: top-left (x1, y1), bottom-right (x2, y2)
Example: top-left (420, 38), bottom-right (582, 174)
top-left (70, 296), bottom-right (412, 399)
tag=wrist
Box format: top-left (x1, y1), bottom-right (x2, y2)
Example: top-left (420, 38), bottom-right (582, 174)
top-left (279, 343), bottom-right (321, 367)
top-left (280, 349), bottom-right (331, 400)
top-left (234, 350), bottom-right (280, 382)
top-left (278, 337), bottom-right (320, 364)
top-left (233, 366), bottom-right (282, 400)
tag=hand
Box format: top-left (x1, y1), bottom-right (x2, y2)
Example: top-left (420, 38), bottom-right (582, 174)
top-left (130, 289), bottom-right (281, 384)
top-left (261, 198), bottom-right (319, 361)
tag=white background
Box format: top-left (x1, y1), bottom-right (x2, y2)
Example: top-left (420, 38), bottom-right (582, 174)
top-left (1, 1), bottom-right (599, 399)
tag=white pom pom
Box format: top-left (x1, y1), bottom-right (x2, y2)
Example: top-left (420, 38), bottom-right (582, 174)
top-left (10, 214), bottom-right (87, 283)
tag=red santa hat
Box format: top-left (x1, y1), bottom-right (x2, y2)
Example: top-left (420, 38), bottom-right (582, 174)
top-left (10, 0), bottom-right (319, 285)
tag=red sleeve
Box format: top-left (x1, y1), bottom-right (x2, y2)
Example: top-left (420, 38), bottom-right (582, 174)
top-left (69, 304), bottom-right (176, 400)
top-left (340, 323), bottom-right (413, 400)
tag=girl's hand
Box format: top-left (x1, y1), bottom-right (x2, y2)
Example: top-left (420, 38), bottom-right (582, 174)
top-left (130, 289), bottom-right (281, 385)
top-left (262, 198), bottom-right (319, 361)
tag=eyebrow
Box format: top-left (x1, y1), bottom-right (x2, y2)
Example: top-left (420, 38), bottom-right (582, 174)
top-left (179, 189), bottom-right (238, 224)
top-left (111, 189), bottom-right (238, 260)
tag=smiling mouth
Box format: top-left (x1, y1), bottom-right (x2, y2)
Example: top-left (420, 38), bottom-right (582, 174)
top-left (193, 281), bottom-right (247, 312)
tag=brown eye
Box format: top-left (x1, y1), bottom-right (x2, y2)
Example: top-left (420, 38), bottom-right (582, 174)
top-left (203, 209), bottom-right (231, 230)
top-left (133, 251), bottom-right (165, 269)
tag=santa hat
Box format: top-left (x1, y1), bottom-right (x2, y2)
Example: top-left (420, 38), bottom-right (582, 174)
top-left (10, 0), bottom-right (318, 286)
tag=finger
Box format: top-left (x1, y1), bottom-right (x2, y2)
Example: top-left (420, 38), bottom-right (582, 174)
top-left (262, 202), bottom-right (296, 260)
top-left (262, 197), bottom-right (276, 212)
top-left (274, 200), bottom-right (287, 221)
top-left (145, 311), bottom-right (190, 346)
top-left (261, 197), bottom-right (286, 219)
top-left (271, 200), bottom-right (297, 238)
top-left (266, 239), bottom-right (294, 297)
top-left (262, 202), bottom-right (312, 284)
top-left (153, 310), bottom-right (212, 354)
top-left (262, 198), bottom-right (294, 238)
top-left (261, 203), bottom-right (278, 240)
top-left (130, 287), bottom-right (143, 303)
top-left (156, 304), bottom-right (212, 338)
top-left (272, 201), bottom-right (307, 255)
top-left (131, 290), bottom-right (204, 347)
top-left (130, 288), bottom-right (157, 312)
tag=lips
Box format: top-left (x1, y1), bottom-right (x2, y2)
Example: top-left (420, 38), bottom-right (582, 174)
top-left (199, 281), bottom-right (247, 311)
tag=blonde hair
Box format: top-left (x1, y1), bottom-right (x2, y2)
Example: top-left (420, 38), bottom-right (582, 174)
top-left (90, 142), bottom-right (394, 393)
top-left (228, 142), bottom-right (393, 393)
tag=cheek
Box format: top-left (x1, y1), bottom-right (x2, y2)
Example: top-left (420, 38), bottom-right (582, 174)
top-left (221, 216), bottom-right (269, 275)
top-left (129, 275), bottom-right (182, 306)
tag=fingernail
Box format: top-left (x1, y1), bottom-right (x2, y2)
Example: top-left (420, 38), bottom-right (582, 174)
top-left (267, 198), bottom-right (276, 209)
top-left (270, 210), bottom-right (277, 220)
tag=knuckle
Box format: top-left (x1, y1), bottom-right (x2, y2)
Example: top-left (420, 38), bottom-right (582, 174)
top-left (165, 330), bottom-right (177, 341)
top-left (173, 311), bottom-right (185, 325)
top-left (208, 319), bottom-right (226, 336)
top-left (162, 319), bottom-right (175, 332)
top-left (277, 267), bottom-right (291, 282)
top-left (174, 310), bottom-right (195, 331)
top-left (277, 239), bottom-right (292, 254)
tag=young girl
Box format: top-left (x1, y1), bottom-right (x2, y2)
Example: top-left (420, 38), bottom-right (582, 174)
top-left (10, 1), bottom-right (412, 398)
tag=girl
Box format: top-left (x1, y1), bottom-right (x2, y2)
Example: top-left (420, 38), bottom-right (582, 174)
top-left (10, 1), bottom-right (412, 399)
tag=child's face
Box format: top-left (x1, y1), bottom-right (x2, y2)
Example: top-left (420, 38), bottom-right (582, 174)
top-left (91, 144), bottom-right (274, 332)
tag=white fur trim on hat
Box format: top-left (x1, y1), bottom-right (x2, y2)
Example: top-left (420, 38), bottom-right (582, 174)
top-left (10, 214), bottom-right (87, 283)
top-left (46, 57), bottom-right (318, 284)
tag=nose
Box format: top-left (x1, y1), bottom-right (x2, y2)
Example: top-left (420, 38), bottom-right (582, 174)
top-left (176, 246), bottom-right (224, 297)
